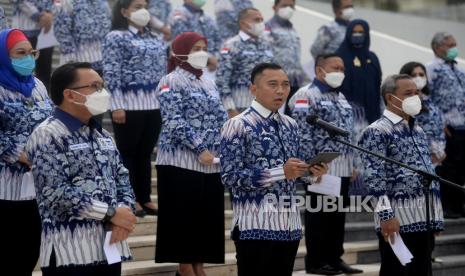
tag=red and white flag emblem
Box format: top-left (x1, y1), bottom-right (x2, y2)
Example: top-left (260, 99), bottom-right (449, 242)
top-left (160, 85), bottom-right (170, 93)
top-left (295, 99), bottom-right (309, 109)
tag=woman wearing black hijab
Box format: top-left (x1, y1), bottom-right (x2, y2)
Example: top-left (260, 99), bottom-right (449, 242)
top-left (337, 19), bottom-right (382, 126)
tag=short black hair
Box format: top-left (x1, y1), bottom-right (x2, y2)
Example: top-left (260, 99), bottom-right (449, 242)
top-left (112, 0), bottom-right (147, 30)
top-left (399, 61), bottom-right (430, 95)
top-left (315, 53), bottom-right (341, 69)
top-left (50, 62), bottom-right (93, 105)
top-left (251, 63), bottom-right (284, 84)
top-left (274, 0), bottom-right (295, 6)
top-left (332, 0), bottom-right (342, 12)
top-left (238, 7), bottom-right (259, 25)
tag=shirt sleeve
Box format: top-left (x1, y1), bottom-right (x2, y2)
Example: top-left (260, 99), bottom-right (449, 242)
top-left (358, 126), bottom-right (395, 221)
top-left (220, 118), bottom-right (286, 191)
top-left (103, 32), bottom-right (125, 111)
top-left (53, 1), bottom-right (77, 57)
top-left (215, 42), bottom-right (236, 111)
top-left (0, 104), bottom-right (26, 164)
top-left (310, 25), bottom-right (331, 59)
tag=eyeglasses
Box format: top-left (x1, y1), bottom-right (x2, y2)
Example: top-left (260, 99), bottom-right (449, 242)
top-left (69, 83), bottom-right (106, 92)
top-left (12, 49), bottom-right (40, 60)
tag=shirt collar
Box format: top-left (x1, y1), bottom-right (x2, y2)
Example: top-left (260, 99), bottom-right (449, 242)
top-left (251, 100), bottom-right (275, 119)
top-left (312, 78), bottom-right (335, 93)
top-left (271, 15), bottom-right (293, 28)
top-left (184, 3), bottom-right (203, 14)
top-left (54, 108), bottom-right (83, 132)
top-left (177, 67), bottom-right (197, 80)
top-left (335, 18), bottom-right (349, 26)
top-left (54, 108), bottom-right (103, 133)
top-left (383, 109), bottom-right (404, 125)
top-left (128, 25), bottom-right (139, 35)
top-left (239, 30), bottom-right (252, 41)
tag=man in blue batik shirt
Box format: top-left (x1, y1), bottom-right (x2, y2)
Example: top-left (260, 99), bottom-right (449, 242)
top-left (289, 54), bottom-right (362, 275)
top-left (26, 62), bottom-right (137, 275)
top-left (168, 0), bottom-right (221, 67)
top-left (266, 0), bottom-right (307, 114)
top-left (221, 63), bottom-right (328, 276)
top-left (310, 0), bottom-right (354, 59)
top-left (214, 0), bottom-right (253, 42)
top-left (358, 74), bottom-right (444, 276)
top-left (52, 0), bottom-right (111, 72)
top-left (426, 32), bottom-right (465, 218)
top-left (216, 8), bottom-right (274, 118)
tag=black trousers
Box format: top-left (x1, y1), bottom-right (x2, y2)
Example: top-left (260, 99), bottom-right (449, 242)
top-left (378, 231), bottom-right (433, 276)
top-left (0, 199), bottom-right (41, 276)
top-left (28, 36), bottom-right (54, 92)
top-left (112, 110), bottom-right (161, 204)
top-left (42, 250), bottom-right (121, 276)
top-left (437, 127), bottom-right (465, 214)
top-left (305, 177), bottom-right (350, 269)
top-left (155, 166), bottom-right (225, 263)
top-left (234, 235), bottom-right (300, 276)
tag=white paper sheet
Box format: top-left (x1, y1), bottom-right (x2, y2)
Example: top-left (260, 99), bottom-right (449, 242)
top-left (104, 231), bottom-right (122, 264)
top-left (307, 174), bottom-right (341, 197)
top-left (389, 232), bottom-right (414, 266)
top-left (36, 27), bottom-right (59, 50)
top-left (20, 171), bottom-right (36, 199)
top-left (213, 157), bottom-right (220, 164)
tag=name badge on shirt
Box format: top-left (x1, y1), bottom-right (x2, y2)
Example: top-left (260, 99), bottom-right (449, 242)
top-left (69, 143), bottom-right (90, 151)
top-left (98, 138), bottom-right (115, 150)
top-left (338, 99), bottom-right (352, 109)
top-left (242, 50), bottom-right (255, 56)
top-left (131, 40), bottom-right (145, 47)
top-left (320, 100), bottom-right (334, 107)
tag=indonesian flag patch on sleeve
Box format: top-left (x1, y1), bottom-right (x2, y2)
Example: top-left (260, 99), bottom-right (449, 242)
top-left (295, 99), bottom-right (309, 109)
top-left (160, 84), bottom-right (170, 93)
top-left (220, 48), bottom-right (230, 54)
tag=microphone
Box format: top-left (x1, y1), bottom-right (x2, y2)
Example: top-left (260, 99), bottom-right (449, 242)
top-left (306, 115), bottom-right (350, 137)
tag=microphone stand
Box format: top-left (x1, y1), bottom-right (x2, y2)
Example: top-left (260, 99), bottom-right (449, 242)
top-left (326, 131), bottom-right (464, 274)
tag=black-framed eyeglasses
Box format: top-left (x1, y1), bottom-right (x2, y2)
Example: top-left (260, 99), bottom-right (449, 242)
top-left (69, 83), bottom-right (106, 92)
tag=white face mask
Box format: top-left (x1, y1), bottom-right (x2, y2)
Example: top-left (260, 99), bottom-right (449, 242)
top-left (412, 76), bottom-right (427, 90)
top-left (392, 95), bottom-right (422, 117)
top-left (322, 69), bottom-right (345, 88)
top-left (248, 22), bottom-right (265, 37)
top-left (129, 8), bottom-right (150, 27)
top-left (341, 7), bottom-right (355, 21)
top-left (175, 51), bottom-right (210, 69)
top-left (72, 88), bottom-right (111, 116)
top-left (277, 6), bottom-right (294, 20)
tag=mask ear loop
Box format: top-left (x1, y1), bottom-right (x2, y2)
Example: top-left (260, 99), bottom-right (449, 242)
top-left (171, 51), bottom-right (189, 66)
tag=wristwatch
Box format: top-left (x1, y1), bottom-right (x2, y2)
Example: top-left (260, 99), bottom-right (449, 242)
top-left (103, 206), bottom-right (116, 223)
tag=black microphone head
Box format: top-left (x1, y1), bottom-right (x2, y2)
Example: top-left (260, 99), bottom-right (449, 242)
top-left (306, 115), bottom-right (319, 125)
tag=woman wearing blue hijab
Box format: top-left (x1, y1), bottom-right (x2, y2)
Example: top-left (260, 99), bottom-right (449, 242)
top-left (337, 19), bottom-right (382, 125)
top-left (0, 28), bottom-right (53, 274)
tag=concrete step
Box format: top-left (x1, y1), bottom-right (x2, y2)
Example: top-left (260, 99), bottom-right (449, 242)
top-left (31, 249), bottom-right (465, 275)
top-left (126, 229), bottom-right (465, 263)
top-left (293, 254), bottom-right (465, 275)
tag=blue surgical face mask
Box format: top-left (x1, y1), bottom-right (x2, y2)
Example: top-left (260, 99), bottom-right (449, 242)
top-left (11, 55), bottom-right (36, 76)
top-left (351, 33), bottom-right (365, 47)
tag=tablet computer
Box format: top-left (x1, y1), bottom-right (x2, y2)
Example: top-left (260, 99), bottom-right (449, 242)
top-left (307, 152), bottom-right (341, 166)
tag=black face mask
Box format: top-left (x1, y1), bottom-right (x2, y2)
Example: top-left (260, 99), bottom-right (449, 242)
top-left (351, 33), bottom-right (365, 47)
